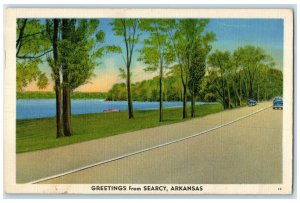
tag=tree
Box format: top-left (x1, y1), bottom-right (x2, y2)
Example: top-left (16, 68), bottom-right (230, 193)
top-left (188, 33), bottom-right (215, 117)
top-left (208, 50), bottom-right (233, 109)
top-left (139, 19), bottom-right (174, 122)
top-left (188, 42), bottom-right (208, 117)
top-left (233, 45), bottom-right (274, 98)
top-left (167, 19), bottom-right (213, 119)
top-left (46, 19), bottom-right (64, 138)
top-left (110, 19), bottom-right (139, 119)
top-left (45, 19), bottom-right (109, 137)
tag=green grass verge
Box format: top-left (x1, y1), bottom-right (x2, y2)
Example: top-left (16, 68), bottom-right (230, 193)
top-left (16, 104), bottom-right (223, 153)
top-left (17, 91), bottom-right (107, 99)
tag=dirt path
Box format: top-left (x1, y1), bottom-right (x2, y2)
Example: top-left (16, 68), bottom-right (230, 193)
top-left (17, 102), bottom-right (277, 183)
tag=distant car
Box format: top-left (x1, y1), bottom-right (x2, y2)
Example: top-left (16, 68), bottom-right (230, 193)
top-left (273, 97), bottom-right (283, 110)
top-left (247, 98), bottom-right (257, 106)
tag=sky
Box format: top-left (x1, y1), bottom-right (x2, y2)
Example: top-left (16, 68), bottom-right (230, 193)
top-left (24, 18), bottom-right (284, 92)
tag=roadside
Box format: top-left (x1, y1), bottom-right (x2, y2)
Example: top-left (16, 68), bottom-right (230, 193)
top-left (17, 104), bottom-right (223, 153)
top-left (17, 102), bottom-right (272, 183)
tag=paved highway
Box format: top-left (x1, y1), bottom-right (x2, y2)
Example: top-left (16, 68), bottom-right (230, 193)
top-left (16, 102), bottom-right (282, 184)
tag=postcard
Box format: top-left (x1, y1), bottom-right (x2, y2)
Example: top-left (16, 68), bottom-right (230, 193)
top-left (4, 8), bottom-right (294, 194)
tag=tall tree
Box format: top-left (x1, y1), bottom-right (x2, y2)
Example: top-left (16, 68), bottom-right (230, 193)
top-left (110, 19), bottom-right (139, 119)
top-left (167, 19), bottom-right (213, 119)
top-left (46, 19), bottom-right (64, 138)
top-left (188, 35), bottom-right (214, 117)
top-left (45, 18), bottom-right (109, 138)
top-left (58, 19), bottom-right (109, 136)
top-left (139, 19), bottom-right (174, 122)
top-left (208, 50), bottom-right (232, 109)
top-left (233, 45), bottom-right (274, 98)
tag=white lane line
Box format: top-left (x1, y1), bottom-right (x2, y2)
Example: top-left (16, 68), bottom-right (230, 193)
top-left (29, 105), bottom-right (272, 184)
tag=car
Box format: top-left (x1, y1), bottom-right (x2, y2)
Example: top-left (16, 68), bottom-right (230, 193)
top-left (273, 97), bottom-right (283, 109)
top-left (247, 98), bottom-right (257, 106)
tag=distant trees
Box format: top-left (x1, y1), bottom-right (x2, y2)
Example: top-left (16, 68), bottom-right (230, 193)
top-left (206, 45), bottom-right (280, 109)
top-left (106, 76), bottom-right (184, 102)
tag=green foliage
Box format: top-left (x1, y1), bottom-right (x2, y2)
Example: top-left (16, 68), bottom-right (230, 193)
top-left (139, 19), bottom-right (175, 72)
top-left (16, 60), bottom-right (49, 92)
top-left (106, 75), bottom-right (188, 102)
top-left (16, 19), bottom-right (51, 58)
top-left (36, 73), bottom-right (49, 89)
top-left (233, 45), bottom-right (275, 98)
top-left (205, 45), bottom-right (282, 108)
top-left (56, 19), bottom-right (103, 91)
top-left (16, 19), bottom-right (51, 92)
top-left (188, 37), bottom-right (213, 97)
top-left (16, 104), bottom-right (223, 153)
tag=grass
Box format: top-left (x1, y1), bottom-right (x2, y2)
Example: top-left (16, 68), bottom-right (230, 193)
top-left (16, 104), bottom-right (223, 153)
top-left (17, 91), bottom-right (107, 99)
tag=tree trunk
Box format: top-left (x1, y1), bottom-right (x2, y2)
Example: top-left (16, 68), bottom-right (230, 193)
top-left (227, 82), bottom-right (231, 109)
top-left (182, 85), bottom-right (187, 119)
top-left (257, 83), bottom-right (260, 102)
top-left (126, 65), bottom-right (134, 119)
top-left (191, 91), bottom-right (195, 118)
top-left (159, 64), bottom-right (163, 122)
top-left (239, 74), bottom-right (242, 106)
top-left (249, 80), bottom-right (253, 98)
top-left (52, 19), bottom-right (64, 138)
top-left (264, 82), bottom-right (267, 100)
top-left (221, 74), bottom-right (226, 110)
top-left (62, 19), bottom-right (72, 136)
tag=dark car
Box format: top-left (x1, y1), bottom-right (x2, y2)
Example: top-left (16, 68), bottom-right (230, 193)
top-left (247, 98), bottom-right (257, 106)
top-left (273, 97), bottom-right (283, 109)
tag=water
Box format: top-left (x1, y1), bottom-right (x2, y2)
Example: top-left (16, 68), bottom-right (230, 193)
top-left (16, 99), bottom-right (213, 119)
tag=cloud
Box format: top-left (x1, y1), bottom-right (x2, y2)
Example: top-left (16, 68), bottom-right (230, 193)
top-left (77, 60), bottom-right (157, 92)
top-left (218, 22), bottom-right (248, 28)
top-left (131, 61), bottom-right (157, 83)
top-left (76, 65), bottom-right (121, 92)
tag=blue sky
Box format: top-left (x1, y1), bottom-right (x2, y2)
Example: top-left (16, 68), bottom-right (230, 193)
top-left (28, 18), bottom-right (284, 92)
top-left (207, 19), bottom-right (283, 68)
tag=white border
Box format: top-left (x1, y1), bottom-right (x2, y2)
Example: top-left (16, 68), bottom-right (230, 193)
top-left (4, 8), bottom-right (294, 195)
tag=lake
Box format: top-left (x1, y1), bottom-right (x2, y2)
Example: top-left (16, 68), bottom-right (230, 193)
top-left (17, 99), bottom-right (213, 119)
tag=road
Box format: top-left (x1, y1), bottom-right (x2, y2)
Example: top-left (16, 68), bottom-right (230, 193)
top-left (16, 102), bottom-right (282, 184)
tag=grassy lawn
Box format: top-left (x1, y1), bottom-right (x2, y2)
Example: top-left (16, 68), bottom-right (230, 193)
top-left (16, 104), bottom-right (223, 153)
